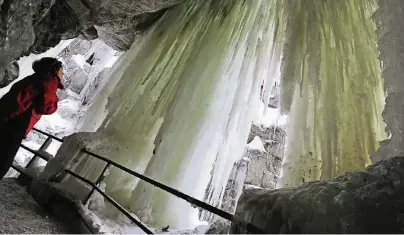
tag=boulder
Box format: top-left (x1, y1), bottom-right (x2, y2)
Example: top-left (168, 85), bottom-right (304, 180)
top-left (231, 156), bottom-right (404, 233)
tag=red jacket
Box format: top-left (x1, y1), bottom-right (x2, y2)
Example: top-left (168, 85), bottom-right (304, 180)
top-left (0, 72), bottom-right (61, 136)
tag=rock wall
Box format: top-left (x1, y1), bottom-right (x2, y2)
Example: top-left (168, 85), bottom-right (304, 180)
top-left (0, 0), bottom-right (79, 85)
top-left (0, 0), bottom-right (184, 85)
top-left (371, 0), bottom-right (404, 163)
top-left (219, 124), bottom-right (286, 214)
top-left (231, 156), bottom-right (404, 234)
top-left (204, 122), bottom-right (285, 234)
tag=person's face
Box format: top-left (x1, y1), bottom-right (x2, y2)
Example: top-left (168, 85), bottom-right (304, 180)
top-left (57, 68), bottom-right (63, 79)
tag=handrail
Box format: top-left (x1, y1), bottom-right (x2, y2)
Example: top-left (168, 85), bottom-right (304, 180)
top-left (32, 128), bottom-right (63, 142)
top-left (21, 128), bottom-right (265, 234)
top-left (65, 170), bottom-right (154, 234)
top-left (20, 144), bottom-right (51, 161)
top-left (80, 149), bottom-right (248, 227)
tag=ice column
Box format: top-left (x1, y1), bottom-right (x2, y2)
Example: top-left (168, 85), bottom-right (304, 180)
top-left (129, 0), bottom-right (280, 228)
top-left (277, 0), bottom-right (386, 187)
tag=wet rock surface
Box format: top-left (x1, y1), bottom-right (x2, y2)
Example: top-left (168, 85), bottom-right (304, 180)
top-left (231, 156), bottom-right (404, 234)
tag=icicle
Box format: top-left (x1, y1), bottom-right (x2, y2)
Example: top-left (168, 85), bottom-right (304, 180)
top-left (70, 0), bottom-right (281, 228)
top-left (277, 0), bottom-right (387, 187)
top-left (126, 0), bottom-right (280, 228)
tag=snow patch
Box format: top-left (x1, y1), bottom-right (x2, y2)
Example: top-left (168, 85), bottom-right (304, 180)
top-left (71, 54), bottom-right (87, 70)
top-left (244, 184), bottom-right (263, 190)
top-left (104, 56), bottom-right (120, 68)
top-left (247, 136), bottom-right (266, 152)
top-left (81, 203), bottom-right (210, 235)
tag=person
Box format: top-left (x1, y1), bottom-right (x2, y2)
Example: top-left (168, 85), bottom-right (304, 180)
top-left (0, 57), bottom-right (64, 179)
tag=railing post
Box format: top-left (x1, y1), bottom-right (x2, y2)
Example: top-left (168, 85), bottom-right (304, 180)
top-left (18, 137), bottom-right (52, 185)
top-left (83, 163), bottom-right (110, 205)
top-left (65, 170), bottom-right (154, 234)
top-left (25, 137), bottom-right (52, 169)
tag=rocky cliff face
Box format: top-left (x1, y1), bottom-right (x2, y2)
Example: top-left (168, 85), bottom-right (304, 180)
top-left (221, 124), bottom-right (285, 214)
top-left (231, 156), bottom-right (404, 234)
top-left (0, 0), bottom-right (183, 85)
top-left (205, 123), bottom-right (286, 234)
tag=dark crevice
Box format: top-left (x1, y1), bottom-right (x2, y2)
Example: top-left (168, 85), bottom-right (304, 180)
top-left (86, 53), bottom-right (94, 65)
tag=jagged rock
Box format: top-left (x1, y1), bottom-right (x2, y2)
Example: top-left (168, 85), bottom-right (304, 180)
top-left (248, 124), bottom-right (286, 145)
top-left (244, 149), bottom-right (281, 189)
top-left (231, 156), bottom-right (404, 234)
top-left (219, 125), bottom-right (285, 219)
top-left (243, 125), bottom-right (285, 189)
top-left (0, 60), bottom-right (19, 88)
top-left (248, 124), bottom-right (285, 159)
top-left (65, 0), bottom-right (184, 50)
top-left (0, 0), bottom-right (184, 84)
top-left (0, 0), bottom-right (79, 83)
top-left (220, 157), bottom-right (248, 214)
top-left (263, 139), bottom-right (284, 160)
top-left (68, 39), bottom-right (93, 55)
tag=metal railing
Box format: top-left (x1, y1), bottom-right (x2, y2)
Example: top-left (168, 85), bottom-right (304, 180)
top-left (14, 128), bottom-right (263, 234)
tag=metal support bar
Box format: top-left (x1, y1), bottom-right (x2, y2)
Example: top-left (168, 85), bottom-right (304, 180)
top-left (80, 148), bottom-right (264, 233)
top-left (65, 169), bottom-right (154, 234)
top-left (83, 163), bottom-right (110, 205)
top-left (32, 128), bottom-right (63, 142)
top-left (25, 136), bottom-right (52, 168)
top-left (20, 144), bottom-right (51, 161)
top-left (11, 164), bottom-right (27, 175)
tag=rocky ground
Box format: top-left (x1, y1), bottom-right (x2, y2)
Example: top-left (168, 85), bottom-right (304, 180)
top-left (0, 179), bottom-right (74, 233)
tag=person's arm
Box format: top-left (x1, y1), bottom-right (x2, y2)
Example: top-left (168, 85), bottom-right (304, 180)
top-left (34, 76), bottom-right (59, 115)
top-left (8, 85), bottom-right (38, 119)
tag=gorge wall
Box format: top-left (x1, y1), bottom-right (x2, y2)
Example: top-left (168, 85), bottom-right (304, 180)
top-left (0, 0), bottom-right (183, 85)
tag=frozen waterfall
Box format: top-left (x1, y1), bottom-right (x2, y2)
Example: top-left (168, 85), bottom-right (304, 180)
top-left (276, 0), bottom-right (386, 187)
top-left (73, 0), bottom-right (282, 228)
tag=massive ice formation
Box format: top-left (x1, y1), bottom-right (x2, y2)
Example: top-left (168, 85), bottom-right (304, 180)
top-left (276, 0), bottom-right (387, 187)
top-left (56, 0), bottom-right (282, 228)
top-left (30, 0), bottom-right (395, 230)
